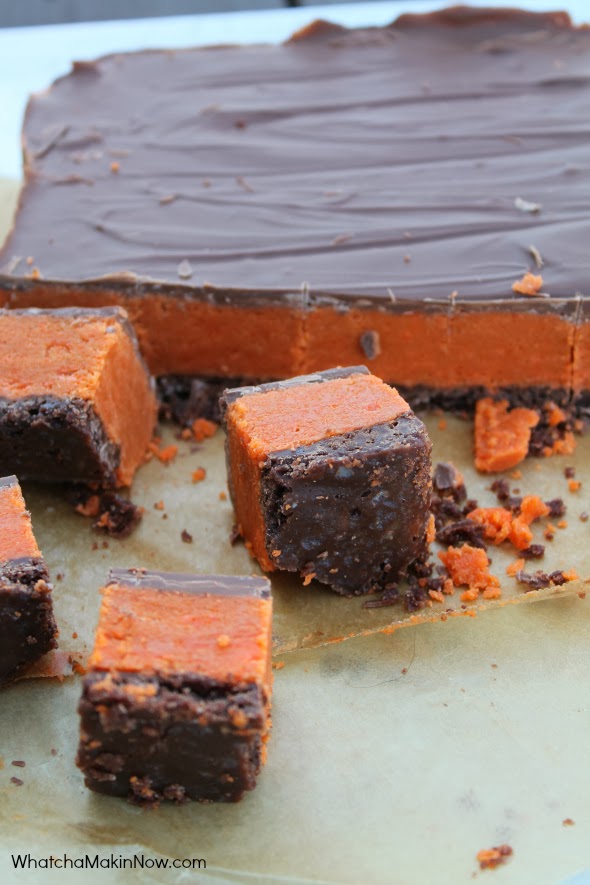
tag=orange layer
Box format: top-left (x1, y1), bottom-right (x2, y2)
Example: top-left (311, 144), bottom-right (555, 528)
top-left (573, 316), bottom-right (590, 393)
top-left (447, 311), bottom-right (575, 389)
top-left (1, 285), bottom-right (579, 389)
top-left (226, 372), bottom-right (409, 570)
top-left (0, 310), bottom-right (156, 486)
top-left (301, 308), bottom-right (450, 386)
top-left (1, 285), bottom-right (305, 378)
top-left (89, 583), bottom-right (272, 691)
top-left (0, 480), bottom-right (40, 562)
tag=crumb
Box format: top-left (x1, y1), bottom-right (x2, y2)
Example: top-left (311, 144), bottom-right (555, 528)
top-left (475, 398), bottom-right (539, 472)
top-left (191, 467), bottom-right (206, 483)
top-left (510, 469), bottom-right (522, 479)
top-left (219, 491), bottom-right (228, 501)
top-left (438, 418), bottom-right (447, 431)
top-left (272, 661), bottom-right (285, 670)
top-left (476, 844), bottom-right (513, 870)
top-left (10, 777), bottom-right (24, 787)
top-left (302, 573), bottom-right (316, 587)
top-left (426, 514), bottom-right (436, 545)
top-left (580, 511), bottom-right (589, 522)
top-left (110, 161), bottom-right (120, 173)
top-left (216, 634), bottom-right (231, 649)
top-left (564, 466), bottom-right (576, 478)
top-left (72, 660), bottom-right (87, 676)
top-left (192, 418), bottom-right (218, 442)
top-left (491, 663), bottom-right (498, 669)
top-left (149, 442), bottom-right (178, 464)
top-left (568, 480), bottom-right (581, 493)
top-left (429, 589), bottom-right (445, 603)
top-left (438, 545), bottom-right (500, 594)
top-left (562, 818), bottom-right (575, 826)
top-left (11, 761), bottom-right (25, 768)
top-left (557, 519), bottom-right (568, 529)
top-left (181, 529), bottom-right (193, 544)
top-left (180, 428), bottom-right (192, 441)
top-left (512, 271), bottom-right (543, 296)
top-left (506, 558), bottom-right (525, 576)
top-left (50, 749), bottom-right (57, 756)
top-left (72, 632), bottom-right (78, 639)
top-left (154, 500), bottom-right (165, 511)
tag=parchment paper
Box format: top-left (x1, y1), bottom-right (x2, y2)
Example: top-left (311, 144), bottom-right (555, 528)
top-left (1, 177), bottom-right (590, 885)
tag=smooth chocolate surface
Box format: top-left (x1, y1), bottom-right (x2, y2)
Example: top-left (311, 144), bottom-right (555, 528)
top-left (107, 568), bottom-right (271, 599)
top-left (1, 7), bottom-right (590, 306)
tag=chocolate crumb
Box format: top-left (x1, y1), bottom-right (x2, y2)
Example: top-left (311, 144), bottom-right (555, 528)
top-left (564, 466), bottom-right (576, 479)
top-left (433, 462), bottom-right (466, 501)
top-left (546, 498), bottom-right (566, 519)
top-left (515, 570), bottom-right (550, 589)
top-left (10, 777), bottom-right (24, 786)
top-left (359, 330), bottom-right (381, 360)
top-left (520, 544), bottom-right (545, 559)
top-left (68, 486), bottom-right (143, 538)
top-left (181, 529), bottom-right (193, 544)
top-left (580, 511), bottom-right (589, 522)
top-left (436, 519), bottom-right (486, 549)
top-left (50, 749), bottom-right (58, 756)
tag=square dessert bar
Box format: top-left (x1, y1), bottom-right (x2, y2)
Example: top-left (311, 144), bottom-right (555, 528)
top-left (1, 8), bottom-right (589, 411)
top-left (221, 366), bottom-right (432, 595)
top-left (0, 475), bottom-right (58, 685)
top-left (0, 307), bottom-right (156, 486)
top-left (77, 569), bottom-right (272, 805)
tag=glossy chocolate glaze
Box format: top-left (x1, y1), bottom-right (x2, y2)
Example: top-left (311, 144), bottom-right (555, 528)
top-left (107, 568), bottom-right (271, 598)
top-left (1, 7), bottom-right (590, 306)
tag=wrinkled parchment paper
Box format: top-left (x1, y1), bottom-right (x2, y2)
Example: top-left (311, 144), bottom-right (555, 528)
top-left (1, 178), bottom-right (590, 884)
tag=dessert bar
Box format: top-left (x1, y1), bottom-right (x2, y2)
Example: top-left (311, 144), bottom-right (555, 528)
top-left (0, 307), bottom-right (156, 486)
top-left (0, 8), bottom-right (589, 410)
top-left (0, 475), bottom-right (58, 684)
top-left (77, 569), bottom-right (272, 805)
top-left (222, 366), bottom-right (432, 595)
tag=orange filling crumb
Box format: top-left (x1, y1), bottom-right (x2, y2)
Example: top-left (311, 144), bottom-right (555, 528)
top-left (477, 845), bottom-right (513, 870)
top-left (468, 496), bottom-right (548, 552)
top-left (467, 507), bottom-right (512, 545)
top-left (192, 418), bottom-right (218, 442)
top-left (506, 558), bottom-right (525, 577)
top-left (568, 479), bottom-right (581, 493)
top-left (438, 544), bottom-right (500, 595)
top-left (511, 272), bottom-right (543, 296)
top-left (149, 442), bottom-right (178, 464)
top-left (426, 514), bottom-right (436, 545)
top-left (474, 398), bottom-right (539, 473)
top-left (191, 468), bottom-right (206, 483)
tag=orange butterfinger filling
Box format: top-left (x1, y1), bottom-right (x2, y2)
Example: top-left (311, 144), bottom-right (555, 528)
top-left (0, 481), bottom-right (40, 563)
top-left (474, 397), bottom-right (539, 473)
top-left (89, 584), bottom-right (272, 692)
top-left (0, 311), bottom-right (156, 486)
top-left (438, 544), bottom-right (500, 596)
top-left (226, 372), bottom-right (410, 569)
top-left (467, 496), bottom-right (549, 552)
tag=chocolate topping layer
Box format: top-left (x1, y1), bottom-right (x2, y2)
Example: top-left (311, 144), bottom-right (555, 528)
top-left (2, 7), bottom-right (590, 304)
top-left (107, 569), bottom-right (271, 599)
top-left (220, 366), bottom-right (369, 410)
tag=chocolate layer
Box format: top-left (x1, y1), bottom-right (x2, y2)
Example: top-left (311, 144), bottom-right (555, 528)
top-left (77, 671), bottom-right (267, 805)
top-left (1, 8), bottom-right (589, 303)
top-left (220, 366), bottom-right (369, 411)
top-left (0, 395), bottom-right (120, 485)
top-left (260, 415), bottom-right (432, 595)
top-left (107, 569), bottom-right (271, 599)
top-left (0, 557), bottom-right (58, 684)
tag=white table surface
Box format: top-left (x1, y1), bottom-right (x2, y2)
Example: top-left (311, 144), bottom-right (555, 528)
top-left (0, 0), bottom-right (587, 180)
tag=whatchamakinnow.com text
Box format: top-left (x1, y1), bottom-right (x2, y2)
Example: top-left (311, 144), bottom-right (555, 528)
top-left (11, 853), bottom-right (206, 871)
